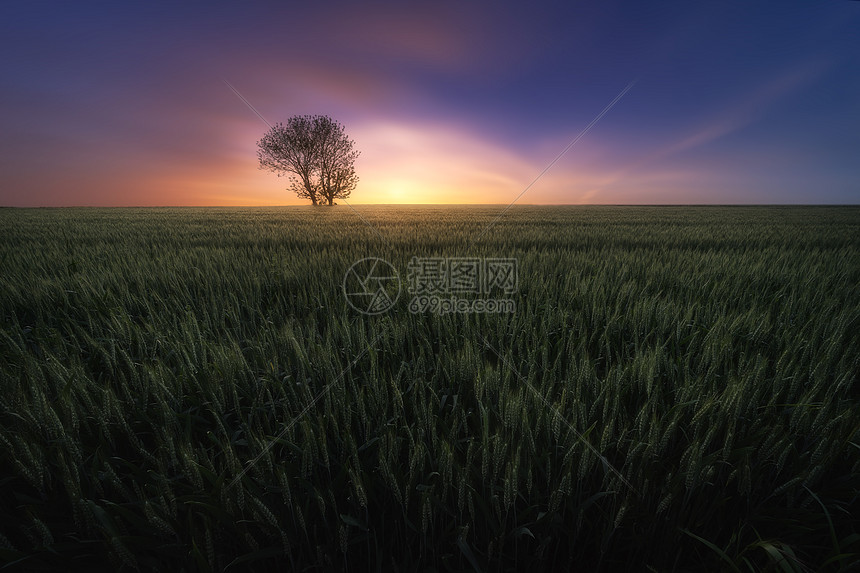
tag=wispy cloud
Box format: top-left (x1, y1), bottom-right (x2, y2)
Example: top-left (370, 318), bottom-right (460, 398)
top-left (574, 61), bottom-right (830, 203)
top-left (665, 61), bottom-right (827, 155)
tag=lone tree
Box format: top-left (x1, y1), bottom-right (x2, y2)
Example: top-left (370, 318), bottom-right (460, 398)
top-left (257, 115), bottom-right (359, 205)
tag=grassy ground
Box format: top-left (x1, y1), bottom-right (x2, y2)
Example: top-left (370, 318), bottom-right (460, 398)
top-left (0, 205), bottom-right (858, 571)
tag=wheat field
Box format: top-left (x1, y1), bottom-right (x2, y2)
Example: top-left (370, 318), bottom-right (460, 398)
top-left (0, 205), bottom-right (858, 571)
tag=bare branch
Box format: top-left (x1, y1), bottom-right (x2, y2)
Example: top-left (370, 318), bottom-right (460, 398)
top-left (257, 115), bottom-right (359, 206)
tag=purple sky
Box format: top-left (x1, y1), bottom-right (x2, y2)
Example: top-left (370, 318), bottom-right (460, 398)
top-left (1, 1), bottom-right (858, 205)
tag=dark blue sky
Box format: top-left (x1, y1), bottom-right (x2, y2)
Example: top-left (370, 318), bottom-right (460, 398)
top-left (1, 0), bottom-right (858, 205)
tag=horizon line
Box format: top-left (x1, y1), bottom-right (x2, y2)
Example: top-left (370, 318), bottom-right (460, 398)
top-left (2, 203), bottom-right (859, 209)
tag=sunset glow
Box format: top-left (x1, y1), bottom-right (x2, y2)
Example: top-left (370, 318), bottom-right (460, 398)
top-left (1, 2), bottom-right (858, 206)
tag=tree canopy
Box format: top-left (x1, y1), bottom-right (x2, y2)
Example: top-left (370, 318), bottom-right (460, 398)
top-left (257, 115), bottom-right (359, 205)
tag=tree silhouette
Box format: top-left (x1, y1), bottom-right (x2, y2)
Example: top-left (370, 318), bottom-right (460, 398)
top-left (257, 115), bottom-right (359, 205)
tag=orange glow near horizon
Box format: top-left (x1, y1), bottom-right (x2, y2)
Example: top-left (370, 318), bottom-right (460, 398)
top-left (2, 63), bottom-right (850, 207)
top-left (3, 85), bottom-right (849, 208)
top-left (201, 119), bottom-right (540, 206)
top-left (202, 119), bottom-right (623, 206)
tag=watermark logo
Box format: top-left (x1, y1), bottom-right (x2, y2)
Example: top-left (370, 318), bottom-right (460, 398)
top-left (407, 257), bottom-right (517, 314)
top-left (343, 257), bottom-right (401, 315)
top-left (407, 257), bottom-right (517, 296)
top-left (344, 257), bottom-right (517, 314)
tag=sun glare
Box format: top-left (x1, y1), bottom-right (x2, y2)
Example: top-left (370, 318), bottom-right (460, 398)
top-left (373, 180), bottom-right (427, 204)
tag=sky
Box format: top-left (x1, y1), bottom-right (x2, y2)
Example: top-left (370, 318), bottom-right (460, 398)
top-left (1, 0), bottom-right (859, 206)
